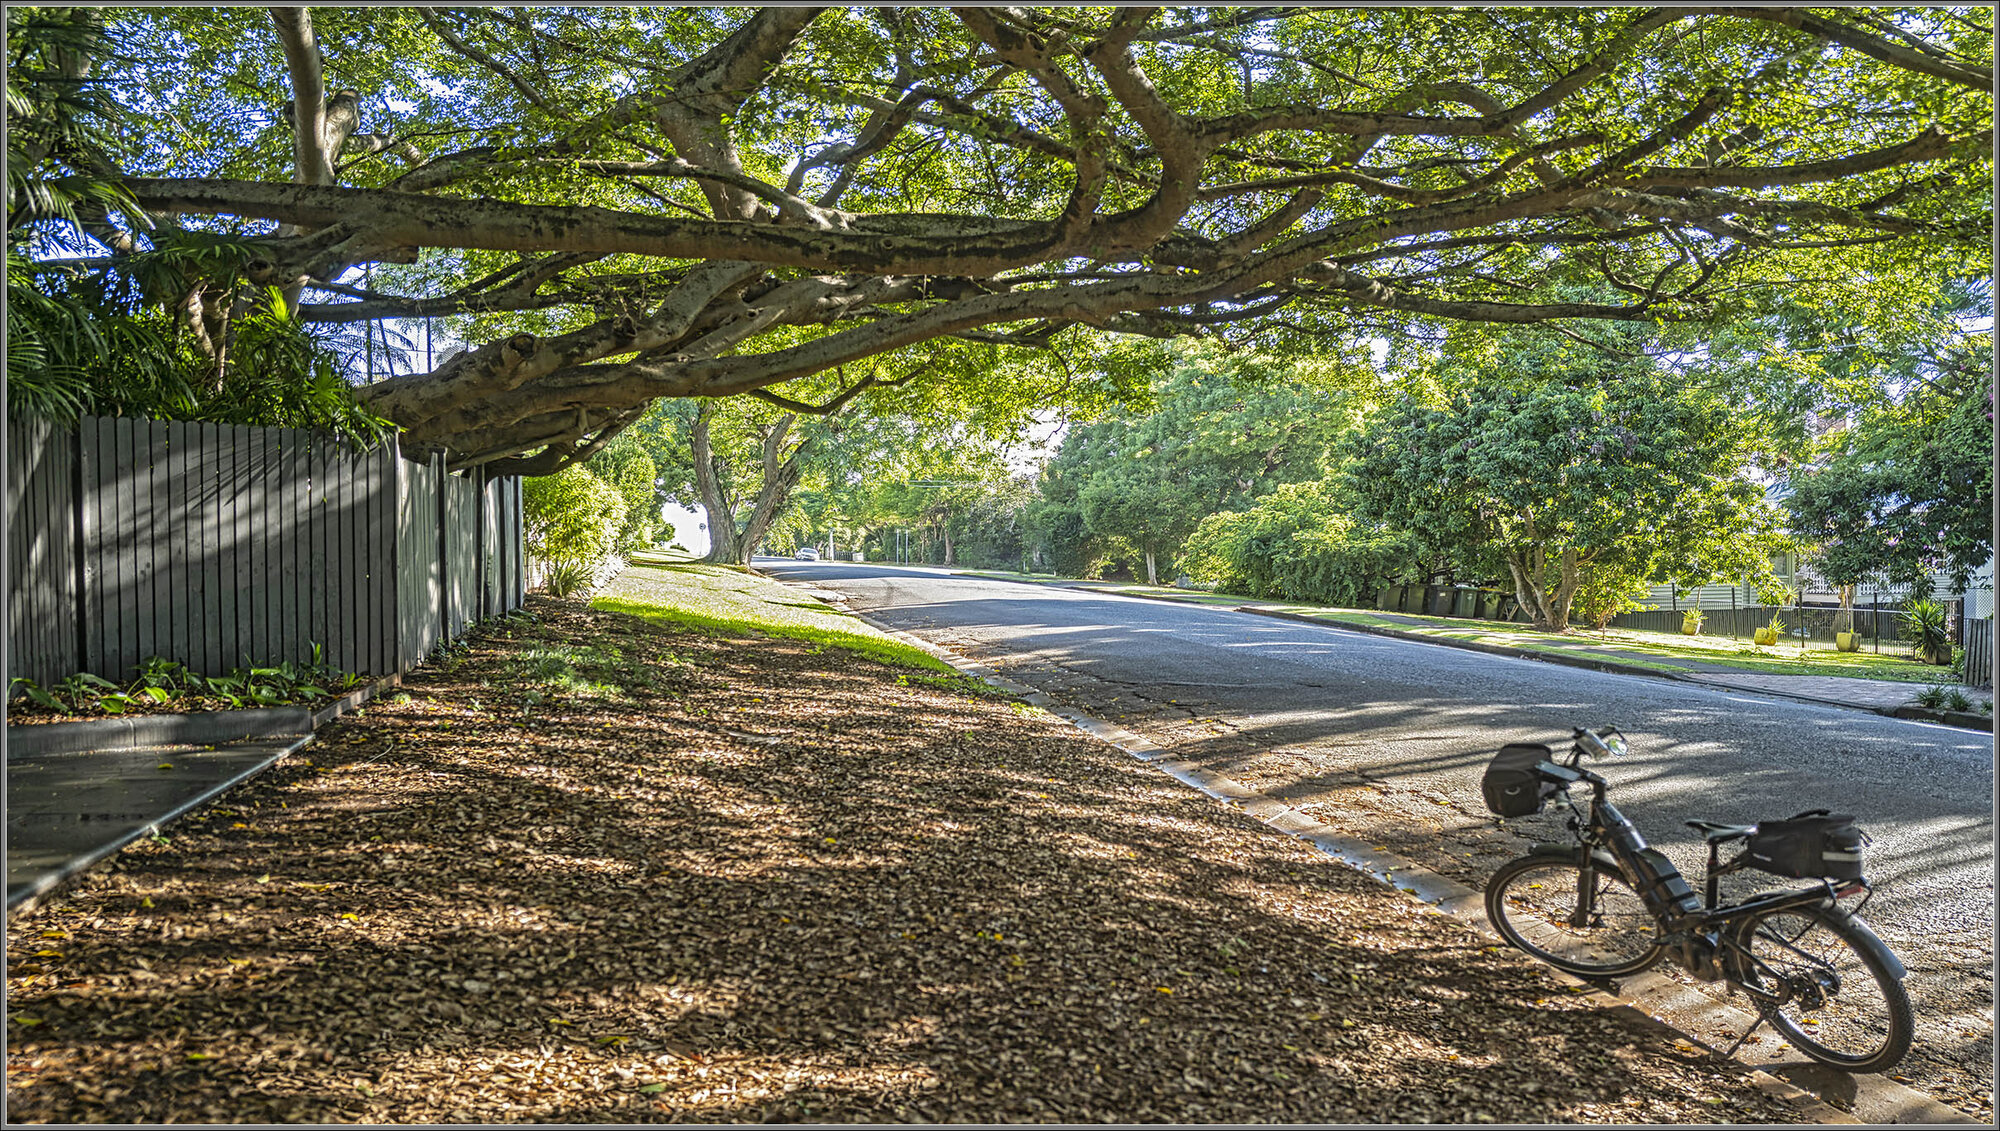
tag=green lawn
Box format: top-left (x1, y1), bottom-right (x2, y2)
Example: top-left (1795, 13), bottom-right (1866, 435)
top-left (1263, 605), bottom-right (1947, 683)
top-left (597, 558), bottom-right (955, 674)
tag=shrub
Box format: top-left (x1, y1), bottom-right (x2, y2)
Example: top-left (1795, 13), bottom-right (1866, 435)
top-left (1942, 689), bottom-right (1973, 713)
top-left (1571, 561), bottom-right (1650, 631)
top-left (1913, 685), bottom-right (1949, 709)
top-left (589, 445), bottom-right (663, 554)
top-left (523, 464), bottom-right (626, 591)
top-left (1902, 597), bottom-right (1952, 663)
top-left (1181, 482), bottom-right (1411, 606)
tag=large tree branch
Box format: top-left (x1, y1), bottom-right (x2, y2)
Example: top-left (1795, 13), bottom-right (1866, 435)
top-left (418, 9), bottom-right (569, 120)
top-left (1702, 6), bottom-right (1992, 90)
top-left (268, 8), bottom-right (333, 187)
top-left (119, 178), bottom-right (1088, 276)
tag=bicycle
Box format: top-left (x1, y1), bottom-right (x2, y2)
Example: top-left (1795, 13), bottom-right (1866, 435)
top-left (1480, 725), bottom-right (1913, 1073)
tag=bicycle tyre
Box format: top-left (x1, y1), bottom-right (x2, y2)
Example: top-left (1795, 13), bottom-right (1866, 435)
top-left (1485, 853), bottom-right (1664, 977)
top-left (1729, 903), bottom-right (1913, 1073)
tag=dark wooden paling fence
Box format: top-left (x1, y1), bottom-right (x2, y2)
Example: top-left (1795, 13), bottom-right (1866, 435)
top-left (1963, 619), bottom-right (1993, 689)
top-left (6, 416), bottom-right (523, 695)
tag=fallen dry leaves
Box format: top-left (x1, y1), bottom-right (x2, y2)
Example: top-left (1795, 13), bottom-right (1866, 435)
top-left (7, 598), bottom-right (1814, 1123)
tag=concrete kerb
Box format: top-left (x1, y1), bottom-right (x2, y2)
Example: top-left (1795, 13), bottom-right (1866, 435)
top-left (819, 594), bottom-right (1968, 1125)
top-left (4, 674), bottom-right (399, 759)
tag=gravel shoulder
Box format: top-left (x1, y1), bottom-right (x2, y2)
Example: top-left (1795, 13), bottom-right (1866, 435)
top-left (9, 597), bottom-right (1823, 1123)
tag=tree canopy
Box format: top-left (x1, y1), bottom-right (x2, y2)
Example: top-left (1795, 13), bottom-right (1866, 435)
top-left (22, 5), bottom-right (1989, 474)
top-left (1345, 332), bottom-right (1784, 630)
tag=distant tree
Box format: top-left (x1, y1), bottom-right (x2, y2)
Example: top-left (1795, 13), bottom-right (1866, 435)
top-left (588, 441), bottom-right (662, 554)
top-left (1347, 334), bottom-right (1780, 631)
top-left (1050, 345), bottom-right (1366, 583)
top-left (1783, 336), bottom-right (1992, 597)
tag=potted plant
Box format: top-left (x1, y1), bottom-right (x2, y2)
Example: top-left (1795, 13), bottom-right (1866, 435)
top-left (1826, 582), bottom-right (1860, 651)
top-left (1753, 613), bottom-right (1784, 647)
top-left (1681, 608), bottom-right (1704, 635)
top-left (1902, 597), bottom-right (1953, 665)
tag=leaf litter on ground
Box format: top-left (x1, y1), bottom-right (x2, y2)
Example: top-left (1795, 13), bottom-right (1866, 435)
top-left (6, 596), bottom-right (1821, 1123)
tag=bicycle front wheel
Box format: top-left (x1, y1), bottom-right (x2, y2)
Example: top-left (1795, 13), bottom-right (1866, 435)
top-left (1485, 854), bottom-right (1664, 977)
top-left (1730, 904), bottom-right (1913, 1073)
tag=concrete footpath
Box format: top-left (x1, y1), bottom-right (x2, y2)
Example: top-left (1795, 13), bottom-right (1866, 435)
top-left (4, 680), bottom-right (394, 916)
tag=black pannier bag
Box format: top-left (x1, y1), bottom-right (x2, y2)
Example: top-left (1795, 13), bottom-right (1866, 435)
top-left (1745, 810), bottom-right (1867, 881)
top-left (1482, 743), bottom-right (1559, 817)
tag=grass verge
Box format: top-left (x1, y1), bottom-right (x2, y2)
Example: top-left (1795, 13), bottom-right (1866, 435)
top-left (595, 560), bottom-right (958, 676)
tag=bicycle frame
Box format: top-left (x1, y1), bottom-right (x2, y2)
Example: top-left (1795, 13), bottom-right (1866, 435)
top-left (1552, 754), bottom-right (1874, 991)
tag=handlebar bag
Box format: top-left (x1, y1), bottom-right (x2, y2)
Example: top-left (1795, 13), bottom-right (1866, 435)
top-left (1482, 743), bottom-right (1559, 817)
top-left (1745, 813), bottom-right (1866, 880)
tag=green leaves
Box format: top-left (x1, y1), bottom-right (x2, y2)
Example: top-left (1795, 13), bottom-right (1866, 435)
top-left (1344, 328), bottom-right (1779, 628)
top-left (523, 464), bottom-right (628, 584)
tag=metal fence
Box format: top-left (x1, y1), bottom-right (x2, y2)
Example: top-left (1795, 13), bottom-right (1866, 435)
top-left (6, 415), bottom-right (523, 695)
top-left (1611, 599), bottom-right (1975, 653)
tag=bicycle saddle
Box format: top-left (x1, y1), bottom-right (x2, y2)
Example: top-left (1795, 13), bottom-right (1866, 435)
top-left (1685, 819), bottom-right (1756, 842)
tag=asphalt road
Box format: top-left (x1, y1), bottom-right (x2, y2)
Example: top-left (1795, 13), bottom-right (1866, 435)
top-left (761, 558), bottom-right (1994, 1093)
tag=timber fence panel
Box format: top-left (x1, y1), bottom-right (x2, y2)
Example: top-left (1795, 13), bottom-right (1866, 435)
top-left (139, 420), bottom-right (168, 669)
top-left (8, 417), bottom-right (524, 699)
top-left (114, 415), bottom-right (141, 673)
top-left (395, 453), bottom-right (442, 668)
top-left (1964, 620), bottom-right (1992, 689)
top-left (5, 418), bottom-right (77, 690)
top-left (509, 477), bottom-right (525, 611)
top-left (233, 422), bottom-right (258, 670)
top-left (370, 445), bottom-right (396, 676)
top-left (276, 429), bottom-right (305, 670)
top-left (77, 417), bottom-right (106, 674)
top-left (200, 421), bottom-right (230, 677)
top-left (253, 426), bottom-right (281, 666)
top-left (441, 471), bottom-right (478, 642)
top-left (162, 421), bottom-right (196, 671)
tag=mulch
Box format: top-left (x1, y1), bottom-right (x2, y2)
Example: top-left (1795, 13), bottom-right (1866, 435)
top-left (6, 597), bottom-right (1814, 1123)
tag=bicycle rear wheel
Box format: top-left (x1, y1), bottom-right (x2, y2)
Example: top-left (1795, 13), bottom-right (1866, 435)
top-left (1730, 904), bottom-right (1913, 1073)
top-left (1485, 854), bottom-right (1663, 977)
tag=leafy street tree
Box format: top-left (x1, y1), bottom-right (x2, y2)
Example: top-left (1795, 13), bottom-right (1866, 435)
top-left (1346, 333), bottom-right (1783, 631)
top-left (1783, 358), bottom-right (1994, 596)
top-left (587, 439), bottom-right (664, 555)
top-left (1180, 480), bottom-right (1414, 607)
top-left (1056, 345), bottom-right (1362, 583)
top-left (43, 6), bottom-right (1989, 475)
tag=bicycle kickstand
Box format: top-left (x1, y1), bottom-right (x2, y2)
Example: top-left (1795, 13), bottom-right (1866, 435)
top-left (1718, 1012), bottom-right (1774, 1059)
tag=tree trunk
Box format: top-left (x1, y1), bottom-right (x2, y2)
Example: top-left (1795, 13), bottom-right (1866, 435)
top-left (1548, 546), bottom-right (1582, 632)
top-left (942, 522), bottom-right (954, 566)
top-left (691, 406), bottom-right (741, 563)
top-left (1144, 546), bottom-right (1158, 587)
top-left (1505, 543), bottom-right (1579, 631)
top-left (694, 408), bottom-right (809, 565)
top-left (734, 454), bottom-right (804, 563)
